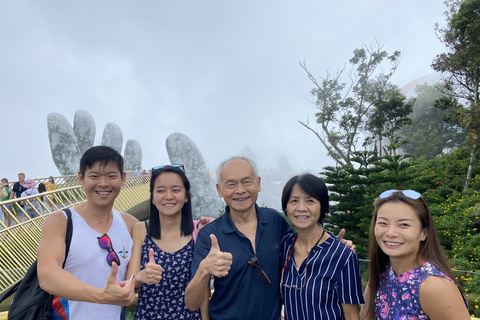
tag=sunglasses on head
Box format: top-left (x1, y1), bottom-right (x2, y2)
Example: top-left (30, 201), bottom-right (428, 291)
top-left (379, 189), bottom-right (422, 200)
top-left (152, 164), bottom-right (185, 173)
top-left (97, 233), bottom-right (121, 266)
top-left (248, 256), bottom-right (271, 287)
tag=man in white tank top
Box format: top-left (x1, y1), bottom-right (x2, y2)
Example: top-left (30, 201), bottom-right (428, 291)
top-left (37, 146), bottom-right (140, 320)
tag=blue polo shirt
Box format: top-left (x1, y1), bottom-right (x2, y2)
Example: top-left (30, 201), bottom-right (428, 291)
top-left (191, 204), bottom-right (291, 320)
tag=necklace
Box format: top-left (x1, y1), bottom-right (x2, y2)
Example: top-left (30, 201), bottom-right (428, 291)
top-left (311, 228), bottom-right (326, 253)
top-left (281, 228), bottom-right (327, 290)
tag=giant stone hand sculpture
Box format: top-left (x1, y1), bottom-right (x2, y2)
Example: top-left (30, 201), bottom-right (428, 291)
top-left (47, 110), bottom-right (142, 175)
top-left (166, 133), bottom-right (223, 219)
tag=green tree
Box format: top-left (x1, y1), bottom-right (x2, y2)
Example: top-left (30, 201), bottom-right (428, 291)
top-left (300, 42), bottom-right (401, 166)
top-left (372, 139), bottom-right (416, 189)
top-left (432, 0), bottom-right (480, 190)
top-left (366, 90), bottom-right (414, 156)
top-left (322, 150), bottom-right (382, 259)
top-left (401, 84), bottom-right (465, 159)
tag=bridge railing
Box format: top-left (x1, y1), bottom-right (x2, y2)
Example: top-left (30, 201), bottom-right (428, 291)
top-left (0, 173), bottom-right (150, 294)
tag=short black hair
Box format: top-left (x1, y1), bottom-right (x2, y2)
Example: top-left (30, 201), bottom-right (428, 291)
top-left (281, 173), bottom-right (329, 225)
top-left (79, 146), bottom-right (124, 178)
top-left (148, 165), bottom-right (193, 239)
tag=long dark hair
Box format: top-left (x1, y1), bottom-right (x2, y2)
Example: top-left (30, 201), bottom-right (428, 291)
top-left (38, 183), bottom-right (46, 202)
top-left (366, 191), bottom-right (457, 319)
top-left (148, 166), bottom-right (193, 239)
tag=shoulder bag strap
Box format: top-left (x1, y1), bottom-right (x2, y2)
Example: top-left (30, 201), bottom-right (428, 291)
top-left (62, 208), bottom-right (73, 268)
top-left (0, 208), bottom-right (74, 304)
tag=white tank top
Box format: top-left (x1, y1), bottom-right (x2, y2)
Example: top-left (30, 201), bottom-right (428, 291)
top-left (61, 207), bottom-right (134, 320)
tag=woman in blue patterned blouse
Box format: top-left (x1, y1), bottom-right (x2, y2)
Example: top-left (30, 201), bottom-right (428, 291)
top-left (361, 190), bottom-right (469, 320)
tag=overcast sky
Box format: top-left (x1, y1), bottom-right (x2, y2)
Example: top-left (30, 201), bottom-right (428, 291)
top-left (1, 0), bottom-right (447, 181)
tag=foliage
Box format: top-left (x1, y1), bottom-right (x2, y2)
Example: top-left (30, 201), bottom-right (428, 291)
top-left (435, 96), bottom-right (480, 152)
top-left (323, 150), bottom-right (392, 259)
top-left (400, 84), bottom-right (465, 159)
top-left (299, 42), bottom-right (401, 166)
top-left (432, 0), bottom-right (480, 189)
top-left (323, 146), bottom-right (480, 315)
top-left (371, 140), bottom-right (417, 190)
top-left (366, 90), bottom-right (414, 151)
top-left (433, 190), bottom-right (480, 315)
top-left (322, 125), bottom-right (417, 259)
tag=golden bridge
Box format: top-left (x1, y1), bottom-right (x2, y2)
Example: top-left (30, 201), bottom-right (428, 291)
top-left (0, 173), bottom-right (150, 317)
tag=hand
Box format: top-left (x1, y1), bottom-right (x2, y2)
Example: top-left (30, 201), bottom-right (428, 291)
top-left (337, 228), bottom-right (355, 252)
top-left (141, 248), bottom-right (163, 285)
top-left (197, 216), bottom-right (215, 232)
top-left (102, 262), bottom-right (136, 306)
top-left (201, 234), bottom-right (233, 278)
top-left (47, 111), bottom-right (142, 175)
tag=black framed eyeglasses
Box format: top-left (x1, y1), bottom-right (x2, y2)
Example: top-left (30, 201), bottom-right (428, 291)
top-left (97, 233), bottom-right (121, 266)
top-left (379, 189), bottom-right (421, 200)
top-left (152, 164), bottom-right (185, 173)
top-left (248, 256), bottom-right (271, 287)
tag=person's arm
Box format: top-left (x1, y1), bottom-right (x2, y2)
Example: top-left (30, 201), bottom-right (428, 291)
top-left (37, 211), bottom-right (136, 306)
top-left (359, 282), bottom-right (371, 320)
top-left (126, 221), bottom-right (162, 290)
top-left (20, 191), bottom-right (26, 206)
top-left (9, 185), bottom-right (15, 200)
top-left (337, 251), bottom-right (364, 320)
top-left (420, 276), bottom-right (470, 320)
top-left (342, 303), bottom-right (360, 320)
top-left (199, 290), bottom-right (210, 320)
top-left (185, 234), bottom-right (232, 311)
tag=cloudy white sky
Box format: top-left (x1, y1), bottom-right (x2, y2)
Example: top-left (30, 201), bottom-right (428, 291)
top-left (1, 0), bottom-right (447, 181)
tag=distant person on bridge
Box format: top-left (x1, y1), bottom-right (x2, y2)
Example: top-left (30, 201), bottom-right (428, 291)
top-left (9, 172), bottom-right (27, 222)
top-left (134, 167), bottom-right (141, 176)
top-left (45, 175), bottom-right (57, 210)
top-left (20, 179), bottom-right (41, 219)
top-left (37, 146), bottom-right (138, 319)
top-left (0, 178), bottom-right (11, 228)
top-left (37, 182), bottom-right (47, 215)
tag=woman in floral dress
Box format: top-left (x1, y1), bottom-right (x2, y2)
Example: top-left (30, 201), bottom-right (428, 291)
top-left (361, 190), bottom-right (469, 320)
top-left (127, 165), bottom-right (208, 319)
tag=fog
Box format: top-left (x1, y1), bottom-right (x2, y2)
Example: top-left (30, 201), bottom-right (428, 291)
top-left (1, 0), bottom-right (445, 187)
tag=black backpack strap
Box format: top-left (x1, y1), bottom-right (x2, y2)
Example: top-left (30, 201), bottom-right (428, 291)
top-left (0, 209), bottom-right (74, 303)
top-left (63, 208), bottom-right (73, 268)
top-left (0, 280), bottom-right (20, 303)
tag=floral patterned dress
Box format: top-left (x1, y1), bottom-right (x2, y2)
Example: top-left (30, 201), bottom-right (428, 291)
top-left (375, 261), bottom-right (467, 320)
top-left (134, 222), bottom-right (201, 320)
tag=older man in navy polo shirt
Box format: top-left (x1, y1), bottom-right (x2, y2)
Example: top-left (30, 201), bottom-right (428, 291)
top-left (185, 156), bottom-right (353, 319)
top-left (185, 156), bottom-right (290, 320)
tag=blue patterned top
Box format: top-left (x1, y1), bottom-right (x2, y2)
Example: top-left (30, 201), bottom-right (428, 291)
top-left (134, 222), bottom-right (201, 320)
top-left (375, 261), bottom-right (467, 320)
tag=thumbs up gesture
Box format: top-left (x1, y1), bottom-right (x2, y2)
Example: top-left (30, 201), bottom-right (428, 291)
top-left (102, 262), bottom-right (136, 306)
top-left (141, 248), bottom-right (163, 285)
top-left (202, 234), bottom-right (233, 278)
